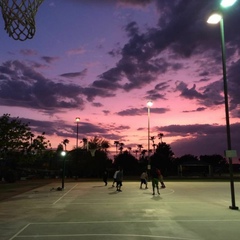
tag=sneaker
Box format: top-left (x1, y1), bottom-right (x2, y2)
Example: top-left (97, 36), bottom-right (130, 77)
top-left (152, 192), bottom-right (155, 195)
top-left (145, 187), bottom-right (148, 189)
top-left (157, 191), bottom-right (160, 195)
top-left (161, 186), bottom-right (166, 189)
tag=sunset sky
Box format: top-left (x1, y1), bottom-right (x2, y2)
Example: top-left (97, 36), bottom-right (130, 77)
top-left (0, 0), bottom-right (240, 160)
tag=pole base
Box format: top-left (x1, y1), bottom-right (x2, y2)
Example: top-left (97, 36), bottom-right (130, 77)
top-left (229, 206), bottom-right (239, 210)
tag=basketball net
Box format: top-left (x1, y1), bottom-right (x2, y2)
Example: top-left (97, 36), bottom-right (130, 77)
top-left (0, 0), bottom-right (44, 41)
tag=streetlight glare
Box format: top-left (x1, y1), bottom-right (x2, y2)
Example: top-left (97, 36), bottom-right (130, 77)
top-left (75, 117), bottom-right (80, 122)
top-left (207, 13), bottom-right (222, 24)
top-left (147, 101), bottom-right (153, 107)
top-left (220, 0), bottom-right (237, 8)
top-left (61, 151), bottom-right (66, 157)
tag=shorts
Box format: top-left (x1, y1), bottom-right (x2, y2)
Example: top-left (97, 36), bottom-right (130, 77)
top-left (116, 181), bottom-right (122, 187)
top-left (152, 178), bottom-right (159, 187)
top-left (141, 179), bottom-right (147, 184)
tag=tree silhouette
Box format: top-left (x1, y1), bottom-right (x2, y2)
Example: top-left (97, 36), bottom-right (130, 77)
top-left (151, 142), bottom-right (174, 175)
top-left (137, 144), bottom-right (143, 152)
top-left (133, 149), bottom-right (139, 158)
top-left (82, 138), bottom-right (88, 149)
top-left (101, 139), bottom-right (110, 152)
top-left (0, 114), bottom-right (51, 182)
top-left (88, 136), bottom-right (110, 151)
top-left (62, 139), bottom-right (69, 151)
top-left (119, 142), bottom-right (124, 154)
top-left (114, 150), bottom-right (139, 175)
top-left (114, 141), bottom-right (120, 154)
top-left (158, 133), bottom-right (164, 143)
top-left (152, 143), bottom-right (157, 153)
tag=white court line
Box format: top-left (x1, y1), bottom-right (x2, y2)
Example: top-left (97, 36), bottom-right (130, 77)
top-left (11, 220), bottom-right (240, 239)
top-left (13, 233), bottom-right (195, 239)
top-left (24, 219), bottom-right (240, 225)
top-left (67, 201), bottom-right (205, 205)
top-left (52, 184), bottom-right (78, 205)
top-left (9, 223), bottom-right (31, 240)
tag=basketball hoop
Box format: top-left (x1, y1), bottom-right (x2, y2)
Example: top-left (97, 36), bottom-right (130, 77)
top-left (0, 0), bottom-right (44, 41)
top-left (89, 149), bottom-right (97, 157)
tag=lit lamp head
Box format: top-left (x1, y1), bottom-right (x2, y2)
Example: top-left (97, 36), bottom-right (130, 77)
top-left (207, 13), bottom-right (222, 24)
top-left (75, 117), bottom-right (80, 122)
top-left (220, 0), bottom-right (237, 8)
top-left (147, 101), bottom-right (153, 108)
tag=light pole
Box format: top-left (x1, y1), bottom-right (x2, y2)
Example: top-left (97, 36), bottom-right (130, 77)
top-left (61, 151), bottom-right (66, 190)
top-left (207, 0), bottom-right (238, 210)
top-left (75, 117), bottom-right (80, 148)
top-left (147, 101), bottom-right (153, 171)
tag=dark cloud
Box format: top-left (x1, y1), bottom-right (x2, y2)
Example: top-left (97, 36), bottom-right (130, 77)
top-left (183, 107), bottom-right (206, 113)
top-left (20, 117), bottom-right (120, 142)
top-left (91, 0), bottom-right (240, 110)
top-left (0, 60), bottom-right (84, 112)
top-left (154, 123), bottom-right (240, 157)
top-left (92, 79), bottom-right (121, 90)
top-left (92, 102), bottom-right (103, 107)
top-left (60, 69), bottom-right (87, 79)
top-left (0, 60), bottom-right (120, 110)
top-left (91, 1), bottom-right (212, 94)
top-left (145, 90), bottom-right (165, 101)
top-left (227, 59), bottom-right (240, 112)
top-left (145, 81), bottom-right (170, 101)
top-left (41, 56), bottom-right (59, 64)
top-left (175, 80), bottom-right (226, 108)
top-left (177, 83), bottom-right (205, 100)
top-left (103, 110), bottom-right (110, 115)
top-left (83, 87), bottom-right (115, 102)
top-left (117, 107), bottom-right (169, 116)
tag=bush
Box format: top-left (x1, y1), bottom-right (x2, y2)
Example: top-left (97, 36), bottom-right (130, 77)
top-left (4, 169), bottom-right (18, 183)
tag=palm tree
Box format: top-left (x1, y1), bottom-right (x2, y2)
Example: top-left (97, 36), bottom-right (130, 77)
top-left (101, 140), bottom-right (110, 152)
top-left (62, 139), bottom-right (69, 151)
top-left (127, 147), bottom-right (132, 153)
top-left (88, 136), bottom-right (110, 152)
top-left (119, 142), bottom-right (124, 154)
top-left (158, 133), bottom-right (164, 143)
top-left (114, 141), bottom-right (120, 154)
top-left (151, 136), bottom-right (155, 153)
top-left (137, 144), bottom-right (143, 152)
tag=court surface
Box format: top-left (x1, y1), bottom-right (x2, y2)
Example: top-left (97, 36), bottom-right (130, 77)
top-left (0, 180), bottom-right (240, 240)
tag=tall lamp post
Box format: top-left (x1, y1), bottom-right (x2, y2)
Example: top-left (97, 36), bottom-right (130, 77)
top-left (75, 117), bottom-right (80, 148)
top-left (207, 0), bottom-right (238, 210)
top-left (147, 101), bottom-right (153, 171)
top-left (61, 151), bottom-right (66, 190)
